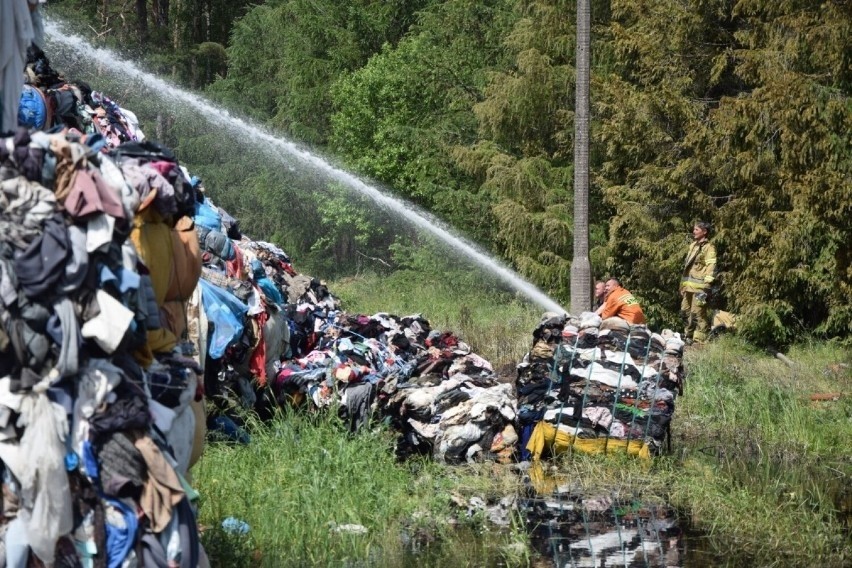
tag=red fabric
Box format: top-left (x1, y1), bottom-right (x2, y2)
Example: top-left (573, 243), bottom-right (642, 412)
top-left (226, 245), bottom-right (244, 279)
top-left (147, 160), bottom-right (178, 178)
top-left (249, 309), bottom-right (270, 387)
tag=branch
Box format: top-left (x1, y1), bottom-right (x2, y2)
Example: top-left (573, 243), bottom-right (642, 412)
top-left (355, 250), bottom-right (391, 268)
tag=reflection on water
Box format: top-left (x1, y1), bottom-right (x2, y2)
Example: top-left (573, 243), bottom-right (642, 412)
top-left (518, 464), bottom-right (729, 568)
top-left (522, 493), bottom-right (683, 568)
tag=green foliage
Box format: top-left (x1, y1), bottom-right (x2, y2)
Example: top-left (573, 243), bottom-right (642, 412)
top-left (211, 0), bottom-right (431, 145)
top-left (205, 4), bottom-right (286, 119)
top-left (308, 184), bottom-right (394, 277)
top-left (329, 1), bottom-right (517, 245)
top-left (598, 0), bottom-right (852, 343)
top-left (452, 0), bottom-right (608, 304)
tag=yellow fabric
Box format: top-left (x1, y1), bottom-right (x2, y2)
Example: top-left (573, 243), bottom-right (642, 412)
top-left (146, 328), bottom-right (177, 354)
top-left (525, 421), bottom-right (651, 461)
top-left (130, 208), bottom-right (177, 356)
top-left (130, 208), bottom-right (173, 305)
top-left (712, 310), bottom-right (737, 330)
top-left (166, 216), bottom-right (202, 301)
top-left (132, 344), bottom-right (154, 368)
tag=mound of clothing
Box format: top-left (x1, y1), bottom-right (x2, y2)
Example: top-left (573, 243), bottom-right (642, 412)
top-left (174, 187), bottom-right (519, 464)
top-left (516, 312), bottom-right (685, 460)
top-left (270, 313), bottom-right (518, 464)
top-left (1, 51), bottom-right (208, 567)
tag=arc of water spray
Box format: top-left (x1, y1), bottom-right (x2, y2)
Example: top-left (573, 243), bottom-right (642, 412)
top-left (44, 20), bottom-right (566, 314)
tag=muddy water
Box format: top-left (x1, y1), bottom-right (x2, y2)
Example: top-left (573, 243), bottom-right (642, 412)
top-left (522, 495), bottom-right (715, 567)
top-left (519, 477), bottom-right (728, 567)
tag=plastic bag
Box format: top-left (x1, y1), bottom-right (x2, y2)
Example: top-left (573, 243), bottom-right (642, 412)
top-left (199, 279), bottom-right (247, 359)
top-left (17, 392), bottom-right (73, 564)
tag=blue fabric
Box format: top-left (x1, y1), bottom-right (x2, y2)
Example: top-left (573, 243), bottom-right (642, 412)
top-left (519, 423), bottom-right (535, 461)
top-left (99, 264), bottom-right (141, 294)
top-left (199, 279), bottom-right (247, 359)
top-left (104, 496), bottom-right (138, 568)
top-left (193, 199), bottom-right (222, 231)
top-left (18, 85), bottom-right (47, 129)
top-left (82, 441), bottom-right (100, 480)
top-left (85, 133), bottom-right (108, 153)
top-left (209, 415), bottom-right (250, 444)
top-left (256, 277), bottom-right (283, 305)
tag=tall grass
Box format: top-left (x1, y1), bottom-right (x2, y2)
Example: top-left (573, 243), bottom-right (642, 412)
top-left (193, 410), bottom-right (531, 567)
top-left (668, 337), bottom-right (852, 566)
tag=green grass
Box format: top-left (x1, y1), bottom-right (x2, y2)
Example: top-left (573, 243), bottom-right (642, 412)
top-left (193, 410), bottom-right (532, 567)
top-left (670, 337), bottom-right (852, 566)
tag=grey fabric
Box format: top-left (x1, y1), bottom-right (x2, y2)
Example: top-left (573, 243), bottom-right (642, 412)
top-left (20, 299), bottom-right (50, 366)
top-left (282, 272), bottom-right (312, 303)
top-left (0, 175), bottom-right (56, 249)
top-left (196, 226), bottom-right (232, 260)
top-left (14, 212), bottom-right (69, 299)
top-left (58, 224), bottom-right (89, 294)
top-left (52, 297), bottom-right (80, 377)
top-left (0, 254), bottom-right (17, 307)
top-left (344, 382), bottom-right (374, 433)
top-left (97, 431), bottom-right (146, 498)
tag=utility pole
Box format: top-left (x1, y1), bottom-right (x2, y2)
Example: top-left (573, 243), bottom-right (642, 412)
top-left (570, 0), bottom-right (592, 315)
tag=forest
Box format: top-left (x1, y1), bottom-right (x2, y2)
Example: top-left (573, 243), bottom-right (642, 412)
top-left (50, 0), bottom-right (851, 346)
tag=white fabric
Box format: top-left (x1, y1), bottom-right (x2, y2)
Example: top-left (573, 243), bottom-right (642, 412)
top-left (17, 392), bottom-right (73, 564)
top-left (0, 377), bottom-right (24, 441)
top-left (81, 290), bottom-right (135, 352)
top-left (569, 362), bottom-right (638, 390)
top-left (70, 359), bottom-right (123, 457)
top-left (407, 418), bottom-right (440, 439)
top-left (404, 377), bottom-right (461, 410)
top-left (85, 213), bottom-right (116, 253)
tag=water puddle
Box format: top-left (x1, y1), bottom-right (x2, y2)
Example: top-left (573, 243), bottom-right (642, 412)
top-left (519, 469), bottom-right (727, 567)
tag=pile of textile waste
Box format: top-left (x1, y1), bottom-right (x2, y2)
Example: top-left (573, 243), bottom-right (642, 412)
top-left (173, 199), bottom-right (520, 463)
top-left (272, 313), bottom-right (518, 464)
top-left (0, 49), bottom-right (209, 567)
top-left (516, 312), bottom-right (684, 460)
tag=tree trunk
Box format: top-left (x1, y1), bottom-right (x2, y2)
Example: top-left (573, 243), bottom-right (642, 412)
top-left (152, 0), bottom-right (169, 27)
top-left (570, 0), bottom-right (592, 315)
top-left (135, 0), bottom-right (148, 43)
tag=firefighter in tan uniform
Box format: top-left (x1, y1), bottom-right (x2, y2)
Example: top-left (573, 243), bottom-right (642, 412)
top-left (680, 221), bottom-right (717, 344)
